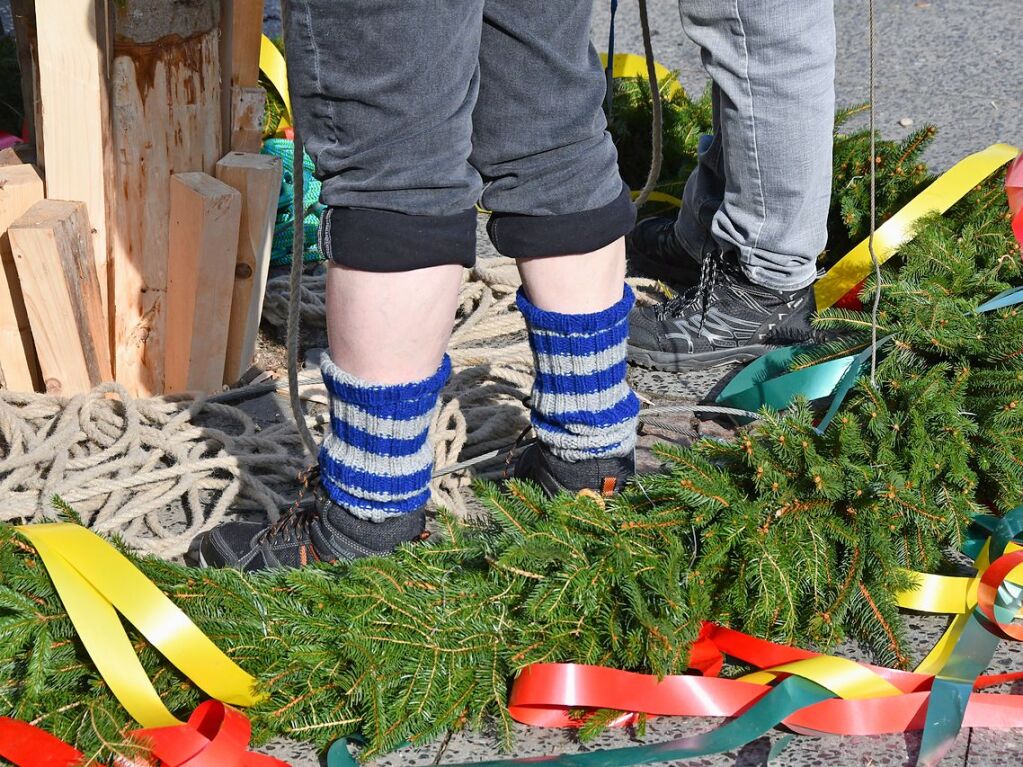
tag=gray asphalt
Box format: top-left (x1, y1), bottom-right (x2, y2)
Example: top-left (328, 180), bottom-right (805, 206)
top-left (593, 0), bottom-right (1021, 171)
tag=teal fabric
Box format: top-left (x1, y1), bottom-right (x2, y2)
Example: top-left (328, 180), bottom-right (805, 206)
top-left (262, 137), bottom-right (325, 266)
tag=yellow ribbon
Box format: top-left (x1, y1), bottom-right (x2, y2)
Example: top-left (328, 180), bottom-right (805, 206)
top-left (599, 53), bottom-right (682, 100)
top-left (814, 143), bottom-right (1021, 310)
top-left (895, 539), bottom-right (1023, 675)
top-left (260, 34), bottom-right (293, 134)
top-left (738, 655), bottom-right (901, 700)
top-left (16, 524), bottom-right (264, 728)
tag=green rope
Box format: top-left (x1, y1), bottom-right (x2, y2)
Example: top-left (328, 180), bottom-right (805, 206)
top-left (262, 137), bottom-right (325, 266)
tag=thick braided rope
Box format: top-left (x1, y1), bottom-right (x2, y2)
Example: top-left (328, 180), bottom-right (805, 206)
top-left (0, 262), bottom-right (664, 547)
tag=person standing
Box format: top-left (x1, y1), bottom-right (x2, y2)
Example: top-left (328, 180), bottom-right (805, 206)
top-left (627, 0), bottom-right (836, 371)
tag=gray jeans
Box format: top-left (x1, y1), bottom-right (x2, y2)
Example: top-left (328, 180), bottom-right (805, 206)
top-left (674, 0), bottom-right (836, 290)
top-left (283, 0), bottom-right (635, 272)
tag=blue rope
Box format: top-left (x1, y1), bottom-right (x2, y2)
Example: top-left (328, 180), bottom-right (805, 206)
top-left (262, 137), bottom-right (325, 266)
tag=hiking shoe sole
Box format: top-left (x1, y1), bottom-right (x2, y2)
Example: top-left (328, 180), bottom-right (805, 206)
top-left (627, 343), bottom-right (776, 372)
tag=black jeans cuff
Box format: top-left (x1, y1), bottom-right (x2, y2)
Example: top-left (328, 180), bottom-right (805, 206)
top-left (320, 207), bottom-right (477, 272)
top-left (486, 184), bottom-right (636, 259)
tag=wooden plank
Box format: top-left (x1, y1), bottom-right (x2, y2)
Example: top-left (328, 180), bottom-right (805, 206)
top-left (220, 0), bottom-right (263, 152)
top-left (0, 148), bottom-right (22, 167)
top-left (230, 0), bottom-right (264, 88)
top-left (8, 200), bottom-right (112, 396)
top-left (215, 152), bottom-right (282, 385)
top-left (110, 7), bottom-right (222, 396)
top-left (35, 0), bottom-right (112, 310)
top-left (231, 86), bottom-right (267, 153)
top-left (165, 173), bottom-right (241, 394)
top-left (0, 164), bottom-right (45, 391)
top-left (10, 0), bottom-right (41, 166)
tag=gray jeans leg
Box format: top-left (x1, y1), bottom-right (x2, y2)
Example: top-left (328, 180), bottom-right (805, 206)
top-left (675, 0), bottom-right (836, 290)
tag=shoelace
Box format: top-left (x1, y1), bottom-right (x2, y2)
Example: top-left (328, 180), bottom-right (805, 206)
top-left (258, 505), bottom-right (322, 546)
top-left (258, 464), bottom-right (322, 545)
top-left (654, 250), bottom-right (725, 324)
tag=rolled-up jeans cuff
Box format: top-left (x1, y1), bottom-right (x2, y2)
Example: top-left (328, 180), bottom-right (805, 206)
top-left (486, 184), bottom-right (636, 259)
top-left (320, 206), bottom-right (477, 272)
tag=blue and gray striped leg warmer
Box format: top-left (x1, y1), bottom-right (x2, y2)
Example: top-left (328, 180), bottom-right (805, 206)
top-left (517, 285), bottom-right (640, 461)
top-left (318, 355), bottom-right (449, 522)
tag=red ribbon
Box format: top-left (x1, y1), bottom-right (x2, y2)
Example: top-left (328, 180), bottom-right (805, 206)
top-left (0, 703), bottom-right (289, 767)
top-left (1007, 153), bottom-right (1023, 253)
top-left (508, 622), bottom-right (1023, 737)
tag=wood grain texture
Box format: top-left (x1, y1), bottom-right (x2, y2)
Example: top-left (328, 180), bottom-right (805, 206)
top-left (215, 152), bottom-right (282, 385)
top-left (8, 200), bottom-right (113, 396)
top-left (110, 24), bottom-right (223, 396)
top-left (231, 86), bottom-right (267, 153)
top-left (35, 0), bottom-right (113, 308)
top-left (0, 164), bottom-right (45, 391)
top-left (165, 172), bottom-right (241, 394)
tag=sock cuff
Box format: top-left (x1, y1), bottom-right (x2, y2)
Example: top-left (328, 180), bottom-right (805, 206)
top-left (321, 354), bottom-right (451, 411)
top-left (515, 284), bottom-right (634, 334)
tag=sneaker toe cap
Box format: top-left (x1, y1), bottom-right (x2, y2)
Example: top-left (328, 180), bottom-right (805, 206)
top-left (197, 520), bottom-right (266, 568)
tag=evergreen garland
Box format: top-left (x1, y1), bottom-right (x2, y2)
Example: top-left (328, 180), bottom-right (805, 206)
top-left (0, 77), bottom-right (1021, 763)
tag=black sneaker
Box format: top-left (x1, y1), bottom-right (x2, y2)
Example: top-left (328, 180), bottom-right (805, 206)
top-left (627, 250), bottom-right (814, 371)
top-left (196, 485), bottom-right (426, 572)
top-left (510, 441), bottom-right (634, 498)
top-left (626, 216), bottom-right (702, 285)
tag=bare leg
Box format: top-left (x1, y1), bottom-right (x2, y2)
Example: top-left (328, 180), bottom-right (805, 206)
top-left (516, 238), bottom-right (626, 313)
top-left (325, 262), bottom-right (464, 384)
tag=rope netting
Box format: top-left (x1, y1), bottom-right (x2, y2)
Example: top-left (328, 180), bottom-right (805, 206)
top-left (0, 258), bottom-right (663, 556)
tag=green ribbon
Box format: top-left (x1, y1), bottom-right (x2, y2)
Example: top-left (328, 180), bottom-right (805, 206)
top-left (975, 286), bottom-right (1023, 313)
top-left (436, 677), bottom-right (833, 767)
top-left (915, 504), bottom-right (1023, 766)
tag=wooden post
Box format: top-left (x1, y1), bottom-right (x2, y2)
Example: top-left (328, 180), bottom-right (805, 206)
top-left (10, 0), bottom-right (41, 166)
top-left (0, 164), bottom-right (45, 392)
top-left (231, 86), bottom-right (267, 154)
top-left (215, 152), bottom-right (282, 385)
top-left (34, 0), bottom-right (113, 311)
top-left (221, 0), bottom-right (264, 151)
top-left (165, 173), bottom-right (241, 394)
top-left (8, 201), bottom-right (113, 396)
top-left (109, 1), bottom-right (223, 396)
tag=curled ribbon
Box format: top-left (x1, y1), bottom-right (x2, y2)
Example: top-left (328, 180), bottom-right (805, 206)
top-left (467, 506), bottom-right (1023, 767)
top-left (259, 34), bottom-right (292, 135)
top-left (0, 703), bottom-right (289, 767)
top-left (15, 524), bottom-right (264, 728)
top-left (814, 143), bottom-right (1021, 310)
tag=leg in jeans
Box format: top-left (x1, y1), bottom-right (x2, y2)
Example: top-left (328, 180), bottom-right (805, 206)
top-left (676, 0), bottom-right (836, 290)
top-left (474, 0), bottom-right (639, 492)
top-left (627, 0), bottom-right (836, 372)
top-left (198, 0), bottom-right (482, 570)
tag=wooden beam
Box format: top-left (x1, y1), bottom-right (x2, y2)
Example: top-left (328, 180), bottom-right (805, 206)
top-left (165, 173), bottom-right (241, 394)
top-left (8, 200), bottom-right (112, 396)
top-left (35, 0), bottom-right (112, 309)
top-left (10, 0), bottom-right (40, 165)
top-left (215, 152), bottom-right (282, 385)
top-left (231, 86), bottom-right (267, 153)
top-left (0, 164), bottom-right (45, 392)
top-left (221, 0), bottom-right (265, 151)
top-left (110, 3), bottom-right (222, 396)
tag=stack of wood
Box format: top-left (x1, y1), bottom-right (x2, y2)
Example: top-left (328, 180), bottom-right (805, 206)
top-left (0, 0), bottom-right (283, 398)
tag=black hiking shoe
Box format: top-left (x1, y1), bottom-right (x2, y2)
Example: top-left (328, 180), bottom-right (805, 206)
top-left (628, 250), bottom-right (814, 371)
top-left (626, 216), bottom-right (702, 285)
top-left (510, 441), bottom-right (634, 498)
top-left (197, 485), bottom-right (426, 572)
